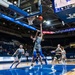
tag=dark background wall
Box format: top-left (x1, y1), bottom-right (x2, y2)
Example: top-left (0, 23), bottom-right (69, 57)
top-left (0, 32), bottom-right (75, 59)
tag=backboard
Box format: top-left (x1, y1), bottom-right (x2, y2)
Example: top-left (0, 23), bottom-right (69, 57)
top-left (20, 0), bottom-right (41, 15)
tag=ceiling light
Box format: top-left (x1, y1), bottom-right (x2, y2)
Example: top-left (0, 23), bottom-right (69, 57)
top-left (3, 22), bottom-right (5, 24)
top-left (46, 20), bottom-right (51, 25)
top-left (18, 27), bottom-right (20, 29)
top-left (14, 1), bottom-right (17, 4)
top-left (36, 15), bottom-right (39, 18)
top-left (27, 9), bottom-right (30, 12)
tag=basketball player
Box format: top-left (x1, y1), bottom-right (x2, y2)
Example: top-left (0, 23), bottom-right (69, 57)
top-left (10, 45), bottom-right (25, 68)
top-left (51, 44), bottom-right (62, 69)
top-left (60, 46), bottom-right (67, 75)
top-left (61, 46), bottom-right (66, 64)
top-left (30, 23), bottom-right (47, 69)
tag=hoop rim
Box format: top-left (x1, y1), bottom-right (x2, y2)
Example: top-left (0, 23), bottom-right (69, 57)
top-left (27, 16), bottom-right (35, 25)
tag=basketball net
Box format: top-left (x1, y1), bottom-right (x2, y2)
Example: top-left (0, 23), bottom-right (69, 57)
top-left (27, 16), bottom-right (35, 25)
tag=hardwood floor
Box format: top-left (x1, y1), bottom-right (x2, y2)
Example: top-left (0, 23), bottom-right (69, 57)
top-left (64, 69), bottom-right (75, 75)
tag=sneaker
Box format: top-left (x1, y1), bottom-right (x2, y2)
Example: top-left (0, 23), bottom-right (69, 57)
top-left (10, 66), bottom-right (12, 69)
top-left (51, 65), bottom-right (54, 70)
top-left (29, 66), bottom-right (33, 69)
top-left (40, 65), bottom-right (42, 68)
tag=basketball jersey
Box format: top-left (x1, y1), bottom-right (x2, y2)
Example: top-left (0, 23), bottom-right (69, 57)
top-left (34, 36), bottom-right (42, 50)
top-left (61, 50), bottom-right (66, 57)
top-left (55, 47), bottom-right (61, 55)
top-left (17, 48), bottom-right (24, 56)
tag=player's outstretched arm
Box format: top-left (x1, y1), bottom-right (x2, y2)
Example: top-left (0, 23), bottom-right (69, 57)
top-left (40, 23), bottom-right (43, 38)
top-left (12, 49), bottom-right (18, 56)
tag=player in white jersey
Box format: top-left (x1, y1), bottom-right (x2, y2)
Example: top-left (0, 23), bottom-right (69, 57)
top-left (60, 46), bottom-right (67, 75)
top-left (61, 46), bottom-right (66, 64)
top-left (10, 45), bottom-right (25, 68)
top-left (30, 23), bottom-right (47, 69)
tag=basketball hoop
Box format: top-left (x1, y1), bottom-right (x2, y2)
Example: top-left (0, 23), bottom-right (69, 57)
top-left (27, 16), bottom-right (35, 25)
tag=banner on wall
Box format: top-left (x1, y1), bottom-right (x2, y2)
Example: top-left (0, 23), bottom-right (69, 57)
top-left (0, 56), bottom-right (52, 62)
top-left (53, 0), bottom-right (75, 23)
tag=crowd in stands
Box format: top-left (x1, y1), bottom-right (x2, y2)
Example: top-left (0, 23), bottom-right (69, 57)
top-left (0, 40), bottom-right (75, 59)
top-left (0, 32), bottom-right (75, 59)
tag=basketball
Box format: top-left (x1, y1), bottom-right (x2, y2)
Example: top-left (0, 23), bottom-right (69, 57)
top-left (38, 16), bottom-right (43, 21)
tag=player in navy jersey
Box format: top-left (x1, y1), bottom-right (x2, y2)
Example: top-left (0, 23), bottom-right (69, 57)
top-left (51, 44), bottom-right (62, 69)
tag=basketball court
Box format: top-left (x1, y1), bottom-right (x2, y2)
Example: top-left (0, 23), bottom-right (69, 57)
top-left (0, 0), bottom-right (75, 75)
top-left (0, 61), bottom-right (75, 75)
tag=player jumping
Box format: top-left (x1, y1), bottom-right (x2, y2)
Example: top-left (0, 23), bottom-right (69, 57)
top-left (30, 23), bottom-right (47, 69)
